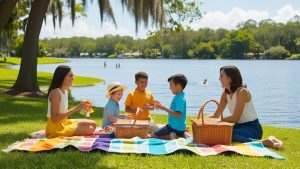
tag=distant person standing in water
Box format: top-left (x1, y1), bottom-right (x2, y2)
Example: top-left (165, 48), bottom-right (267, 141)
top-left (104, 62), bottom-right (106, 68)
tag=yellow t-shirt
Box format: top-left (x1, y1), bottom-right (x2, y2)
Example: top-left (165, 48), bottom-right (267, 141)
top-left (125, 89), bottom-right (155, 120)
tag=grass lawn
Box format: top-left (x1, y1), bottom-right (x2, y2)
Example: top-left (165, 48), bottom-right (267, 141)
top-left (0, 57), bottom-right (69, 66)
top-left (0, 57), bottom-right (103, 92)
top-left (0, 95), bottom-right (299, 169)
top-left (0, 67), bottom-right (103, 92)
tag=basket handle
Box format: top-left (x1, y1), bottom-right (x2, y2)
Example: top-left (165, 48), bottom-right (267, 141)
top-left (197, 100), bottom-right (222, 125)
top-left (131, 118), bottom-right (137, 128)
top-left (130, 107), bottom-right (140, 128)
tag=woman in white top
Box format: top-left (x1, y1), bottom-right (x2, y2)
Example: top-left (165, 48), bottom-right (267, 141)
top-left (46, 65), bottom-right (96, 138)
top-left (211, 65), bottom-right (283, 150)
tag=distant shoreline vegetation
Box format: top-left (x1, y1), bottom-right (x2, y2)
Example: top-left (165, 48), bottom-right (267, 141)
top-left (2, 18), bottom-right (300, 60)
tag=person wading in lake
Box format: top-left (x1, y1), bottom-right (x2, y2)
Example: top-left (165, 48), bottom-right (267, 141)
top-left (210, 65), bottom-right (283, 150)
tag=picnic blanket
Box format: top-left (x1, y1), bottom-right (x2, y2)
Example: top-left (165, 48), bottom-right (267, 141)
top-left (2, 130), bottom-right (284, 159)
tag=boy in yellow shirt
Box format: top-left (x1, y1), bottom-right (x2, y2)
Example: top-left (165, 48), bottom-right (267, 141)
top-left (125, 71), bottom-right (158, 131)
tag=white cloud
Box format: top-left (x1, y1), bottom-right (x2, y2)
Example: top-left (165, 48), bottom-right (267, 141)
top-left (191, 4), bottom-right (300, 30)
top-left (40, 16), bottom-right (137, 39)
top-left (273, 4), bottom-right (300, 23)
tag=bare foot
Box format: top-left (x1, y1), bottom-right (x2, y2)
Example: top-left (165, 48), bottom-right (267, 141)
top-left (261, 136), bottom-right (283, 150)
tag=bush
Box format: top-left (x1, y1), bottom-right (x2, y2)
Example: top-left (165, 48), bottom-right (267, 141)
top-left (38, 47), bottom-right (48, 57)
top-left (162, 45), bottom-right (173, 58)
top-left (187, 49), bottom-right (195, 59)
top-left (108, 54), bottom-right (117, 58)
top-left (193, 42), bottom-right (216, 59)
top-left (263, 45), bottom-right (290, 59)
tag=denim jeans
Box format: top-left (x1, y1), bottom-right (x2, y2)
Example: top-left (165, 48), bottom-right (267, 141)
top-left (232, 119), bottom-right (263, 143)
top-left (154, 124), bottom-right (184, 137)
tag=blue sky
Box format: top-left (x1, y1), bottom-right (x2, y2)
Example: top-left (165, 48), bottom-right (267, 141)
top-left (40, 0), bottom-right (300, 39)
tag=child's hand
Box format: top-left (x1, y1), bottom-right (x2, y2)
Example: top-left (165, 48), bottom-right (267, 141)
top-left (120, 114), bottom-right (131, 119)
top-left (137, 107), bottom-right (144, 114)
top-left (154, 100), bottom-right (162, 109)
top-left (126, 114), bottom-right (132, 119)
top-left (143, 104), bottom-right (152, 110)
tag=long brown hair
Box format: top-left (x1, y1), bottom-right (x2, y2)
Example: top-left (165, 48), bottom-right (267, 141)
top-left (48, 65), bottom-right (71, 96)
top-left (220, 65), bottom-right (244, 94)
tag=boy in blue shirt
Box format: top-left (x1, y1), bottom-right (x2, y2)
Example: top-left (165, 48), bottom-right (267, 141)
top-left (151, 74), bottom-right (188, 139)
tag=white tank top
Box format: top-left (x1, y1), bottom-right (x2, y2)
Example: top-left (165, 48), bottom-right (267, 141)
top-left (47, 88), bottom-right (68, 118)
top-left (227, 90), bottom-right (258, 123)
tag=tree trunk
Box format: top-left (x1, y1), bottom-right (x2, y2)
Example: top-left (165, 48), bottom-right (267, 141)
top-left (11, 0), bottom-right (50, 93)
top-left (0, 0), bottom-right (18, 33)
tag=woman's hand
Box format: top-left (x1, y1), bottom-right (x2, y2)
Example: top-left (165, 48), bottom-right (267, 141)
top-left (208, 115), bottom-right (219, 118)
top-left (75, 102), bottom-right (89, 112)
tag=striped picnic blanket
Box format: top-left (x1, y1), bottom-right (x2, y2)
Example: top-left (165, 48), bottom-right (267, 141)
top-left (2, 130), bottom-right (284, 159)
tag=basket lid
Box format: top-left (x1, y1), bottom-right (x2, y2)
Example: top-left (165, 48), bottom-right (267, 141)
top-left (114, 119), bottom-right (149, 127)
top-left (191, 118), bottom-right (234, 127)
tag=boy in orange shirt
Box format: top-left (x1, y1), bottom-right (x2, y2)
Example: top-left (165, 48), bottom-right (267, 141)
top-left (125, 71), bottom-right (158, 131)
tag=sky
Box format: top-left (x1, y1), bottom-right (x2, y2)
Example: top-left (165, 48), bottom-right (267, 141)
top-left (39, 0), bottom-right (300, 39)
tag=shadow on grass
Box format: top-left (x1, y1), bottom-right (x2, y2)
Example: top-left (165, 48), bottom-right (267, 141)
top-left (0, 79), bottom-right (15, 90)
top-left (1, 149), bottom-right (116, 169)
top-left (37, 76), bottom-right (53, 87)
top-left (0, 132), bottom-right (31, 146)
top-left (0, 76), bottom-right (53, 91)
top-left (0, 97), bottom-right (47, 124)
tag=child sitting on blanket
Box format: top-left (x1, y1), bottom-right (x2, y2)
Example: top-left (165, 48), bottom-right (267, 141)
top-left (151, 74), bottom-right (188, 139)
top-left (102, 81), bottom-right (128, 136)
top-left (125, 71), bottom-right (159, 132)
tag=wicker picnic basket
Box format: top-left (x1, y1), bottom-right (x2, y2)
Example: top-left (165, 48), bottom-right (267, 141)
top-left (115, 119), bottom-right (149, 139)
top-left (191, 100), bottom-right (234, 145)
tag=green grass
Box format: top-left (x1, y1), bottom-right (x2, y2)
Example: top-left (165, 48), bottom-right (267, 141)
top-left (0, 67), bottom-right (103, 92)
top-left (0, 57), bottom-right (103, 91)
top-left (0, 95), bottom-right (299, 169)
top-left (0, 57), bottom-right (69, 66)
top-left (287, 54), bottom-right (300, 60)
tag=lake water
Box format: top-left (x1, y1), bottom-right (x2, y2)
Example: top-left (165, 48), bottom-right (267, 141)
top-left (11, 58), bottom-right (300, 129)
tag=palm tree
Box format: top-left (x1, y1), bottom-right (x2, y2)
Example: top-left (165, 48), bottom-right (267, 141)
top-left (8, 0), bottom-right (165, 96)
top-left (121, 0), bottom-right (165, 32)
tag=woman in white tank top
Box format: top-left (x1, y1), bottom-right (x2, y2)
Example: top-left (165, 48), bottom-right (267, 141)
top-left (46, 65), bottom-right (96, 138)
top-left (210, 66), bottom-right (283, 150)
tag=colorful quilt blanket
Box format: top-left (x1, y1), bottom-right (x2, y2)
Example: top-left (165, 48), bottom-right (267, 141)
top-left (2, 130), bottom-right (284, 159)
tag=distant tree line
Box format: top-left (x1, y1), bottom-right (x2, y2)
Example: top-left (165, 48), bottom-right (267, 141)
top-left (4, 16), bottom-right (300, 60)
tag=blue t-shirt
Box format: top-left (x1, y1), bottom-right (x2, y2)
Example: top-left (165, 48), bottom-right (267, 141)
top-left (168, 92), bottom-right (186, 131)
top-left (102, 99), bottom-right (120, 128)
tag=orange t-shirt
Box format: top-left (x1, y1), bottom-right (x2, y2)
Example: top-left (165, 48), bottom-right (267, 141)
top-left (125, 89), bottom-right (155, 120)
